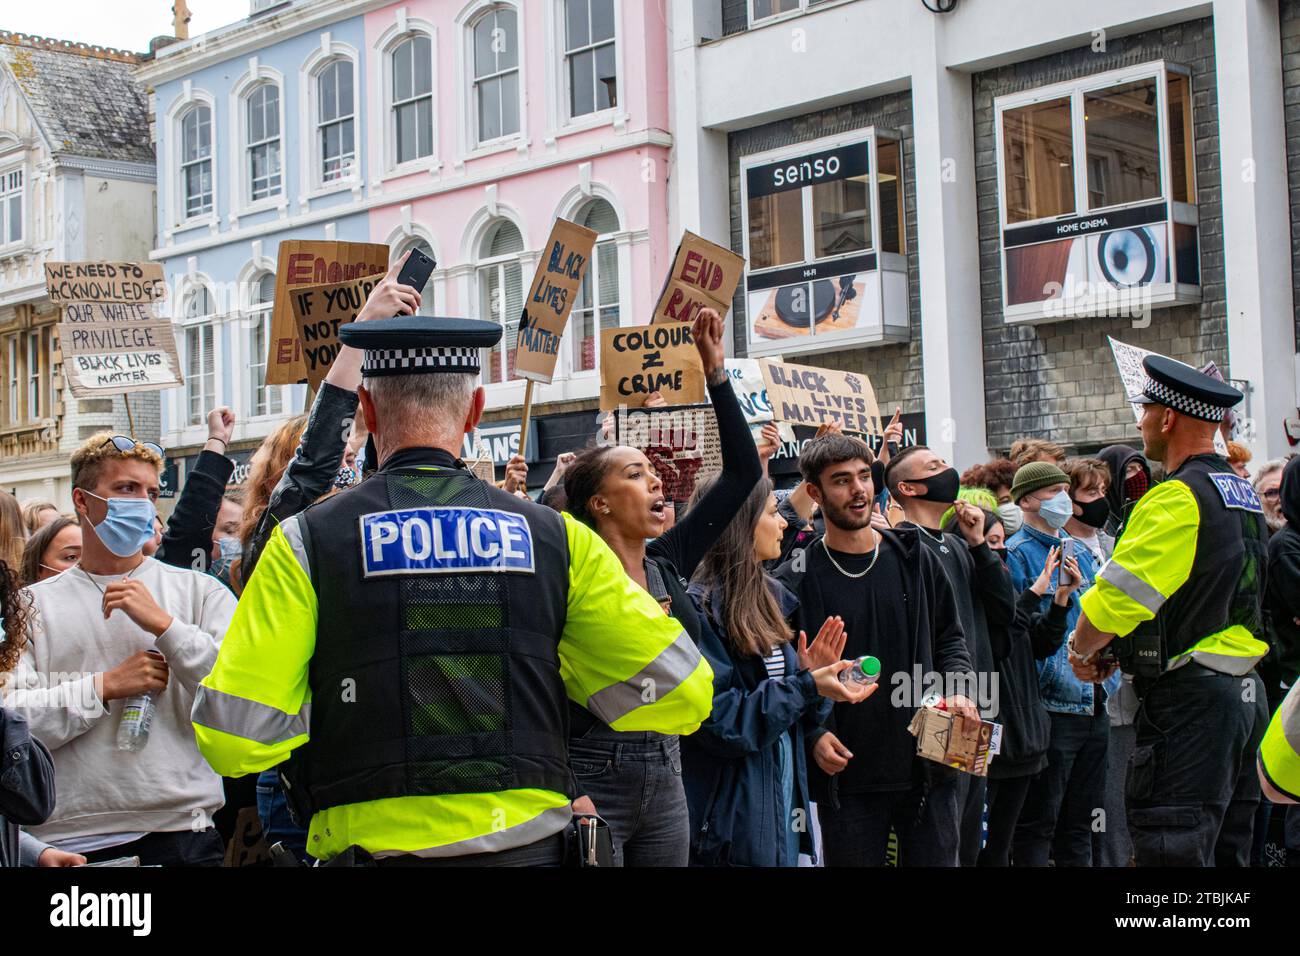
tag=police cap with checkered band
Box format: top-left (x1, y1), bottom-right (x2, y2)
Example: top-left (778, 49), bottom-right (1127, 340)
top-left (340, 315), bottom-right (502, 377)
top-left (1130, 354), bottom-right (1243, 422)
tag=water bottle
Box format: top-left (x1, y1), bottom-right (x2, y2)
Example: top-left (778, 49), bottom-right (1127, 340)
top-left (116, 692), bottom-right (156, 752)
top-left (839, 655), bottom-right (881, 686)
top-left (116, 650), bottom-right (163, 753)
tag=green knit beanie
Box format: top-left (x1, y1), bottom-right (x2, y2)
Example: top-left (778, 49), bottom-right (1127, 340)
top-left (1010, 461), bottom-right (1070, 503)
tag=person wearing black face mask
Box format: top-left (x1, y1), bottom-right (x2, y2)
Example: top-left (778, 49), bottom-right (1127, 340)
top-left (885, 446), bottom-right (1017, 865)
top-left (1097, 445), bottom-right (1151, 541)
top-left (1064, 458), bottom-right (1115, 565)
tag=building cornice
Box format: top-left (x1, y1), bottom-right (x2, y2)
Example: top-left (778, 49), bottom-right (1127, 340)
top-left (134, 0), bottom-right (395, 85)
top-left (151, 128), bottom-right (673, 261)
top-left (56, 155), bottom-right (156, 182)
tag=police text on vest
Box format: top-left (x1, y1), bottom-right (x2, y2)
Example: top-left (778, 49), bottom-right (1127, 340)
top-left (361, 507), bottom-right (535, 576)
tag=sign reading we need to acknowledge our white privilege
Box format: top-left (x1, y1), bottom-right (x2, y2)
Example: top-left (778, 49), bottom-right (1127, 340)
top-left (44, 262), bottom-right (184, 398)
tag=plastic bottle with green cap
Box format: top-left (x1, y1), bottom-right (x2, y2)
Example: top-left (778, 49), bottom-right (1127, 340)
top-left (839, 655), bottom-right (881, 686)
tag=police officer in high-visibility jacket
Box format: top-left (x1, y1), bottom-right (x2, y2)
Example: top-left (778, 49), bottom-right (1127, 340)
top-left (1069, 354), bottom-right (1270, 866)
top-left (192, 315), bottom-right (714, 865)
top-left (1260, 680), bottom-right (1300, 805)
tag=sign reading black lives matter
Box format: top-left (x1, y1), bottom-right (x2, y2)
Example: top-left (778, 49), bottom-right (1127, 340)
top-left (760, 358), bottom-right (882, 436)
top-left (615, 403), bottom-right (722, 502)
top-left (44, 262), bottom-right (183, 398)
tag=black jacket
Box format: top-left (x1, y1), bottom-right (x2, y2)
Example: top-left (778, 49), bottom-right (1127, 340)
top-left (156, 449), bottom-right (234, 572)
top-left (243, 381), bottom-right (359, 584)
top-left (1097, 444), bottom-right (1150, 539)
top-left (773, 529), bottom-right (973, 799)
top-left (0, 706), bottom-right (55, 867)
top-left (1264, 456), bottom-right (1300, 702)
top-left (989, 589), bottom-right (1069, 777)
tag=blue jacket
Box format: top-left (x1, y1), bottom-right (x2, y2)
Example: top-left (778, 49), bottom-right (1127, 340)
top-left (682, 578), bottom-right (831, 867)
top-left (1005, 523), bottom-right (1119, 714)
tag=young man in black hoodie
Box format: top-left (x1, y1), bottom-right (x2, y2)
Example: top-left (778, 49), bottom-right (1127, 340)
top-left (885, 446), bottom-right (1017, 865)
top-left (774, 434), bottom-right (975, 866)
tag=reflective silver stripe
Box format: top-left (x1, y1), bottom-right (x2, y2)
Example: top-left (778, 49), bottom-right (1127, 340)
top-left (280, 516), bottom-right (311, 580)
top-left (370, 803), bottom-right (572, 860)
top-left (191, 684), bottom-right (311, 744)
top-left (585, 629), bottom-right (699, 726)
top-left (1098, 559), bottom-right (1166, 614)
top-left (1171, 649), bottom-right (1263, 677)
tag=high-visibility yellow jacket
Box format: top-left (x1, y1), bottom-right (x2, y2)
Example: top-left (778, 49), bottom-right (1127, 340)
top-left (1079, 469), bottom-right (1268, 675)
top-left (192, 510), bottom-right (713, 861)
top-left (1260, 681), bottom-right (1300, 802)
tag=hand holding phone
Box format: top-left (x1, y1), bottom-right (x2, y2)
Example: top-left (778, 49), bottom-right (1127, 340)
top-left (396, 247), bottom-right (436, 295)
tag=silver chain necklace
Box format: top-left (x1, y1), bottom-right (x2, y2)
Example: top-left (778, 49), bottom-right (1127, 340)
top-left (821, 534), bottom-right (881, 579)
top-left (912, 523), bottom-right (945, 544)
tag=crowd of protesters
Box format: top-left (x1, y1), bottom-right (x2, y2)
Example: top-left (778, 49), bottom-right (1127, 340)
top-left (1, 256), bottom-right (1298, 869)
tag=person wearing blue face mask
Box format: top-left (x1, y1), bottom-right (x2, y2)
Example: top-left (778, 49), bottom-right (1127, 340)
top-left (1003, 461), bottom-right (1116, 867)
top-left (3, 433), bottom-right (237, 867)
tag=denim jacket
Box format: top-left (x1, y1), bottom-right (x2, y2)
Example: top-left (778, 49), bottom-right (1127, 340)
top-left (1005, 523), bottom-right (1120, 715)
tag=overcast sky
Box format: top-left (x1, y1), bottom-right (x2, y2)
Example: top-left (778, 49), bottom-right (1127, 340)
top-left (5, 1), bottom-right (251, 54)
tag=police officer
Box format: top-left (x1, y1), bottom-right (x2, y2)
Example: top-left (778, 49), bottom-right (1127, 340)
top-left (192, 315), bottom-right (714, 865)
top-left (1068, 355), bottom-right (1270, 866)
top-left (1260, 680), bottom-right (1300, 806)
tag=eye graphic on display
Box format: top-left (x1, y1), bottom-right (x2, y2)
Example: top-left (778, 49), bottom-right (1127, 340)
top-left (774, 279), bottom-right (836, 327)
top-left (1096, 227), bottom-right (1158, 287)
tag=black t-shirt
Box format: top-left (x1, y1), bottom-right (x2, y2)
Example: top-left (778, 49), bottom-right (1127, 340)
top-left (795, 540), bottom-right (917, 792)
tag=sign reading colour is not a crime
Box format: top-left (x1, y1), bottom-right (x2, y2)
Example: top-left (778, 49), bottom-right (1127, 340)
top-left (600, 322), bottom-right (705, 411)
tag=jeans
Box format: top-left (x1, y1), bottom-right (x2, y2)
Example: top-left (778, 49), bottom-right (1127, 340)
top-left (775, 730), bottom-right (799, 867)
top-left (979, 774), bottom-right (1033, 866)
top-left (1127, 664), bottom-right (1267, 867)
top-left (1096, 723), bottom-right (1136, 866)
top-left (80, 829), bottom-right (225, 867)
top-left (568, 726), bottom-right (688, 867)
top-left (256, 769), bottom-right (309, 864)
top-left (1013, 707), bottom-right (1109, 866)
top-left (818, 771), bottom-right (961, 867)
top-left (375, 832), bottom-right (567, 867)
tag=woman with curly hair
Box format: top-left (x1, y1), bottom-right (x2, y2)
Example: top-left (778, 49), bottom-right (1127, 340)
top-left (0, 557), bottom-right (64, 867)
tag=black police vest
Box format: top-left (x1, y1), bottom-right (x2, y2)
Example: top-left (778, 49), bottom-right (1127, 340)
top-left (282, 449), bottom-right (575, 818)
top-left (1155, 454), bottom-right (1268, 660)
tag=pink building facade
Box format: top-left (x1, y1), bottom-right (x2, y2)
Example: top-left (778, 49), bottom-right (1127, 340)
top-left (363, 0), bottom-right (672, 438)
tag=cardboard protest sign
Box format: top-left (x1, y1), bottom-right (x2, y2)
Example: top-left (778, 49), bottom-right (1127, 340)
top-left (58, 320), bottom-right (183, 396)
top-left (45, 261), bottom-right (166, 304)
top-left (650, 231), bottom-right (744, 325)
top-left (600, 322), bottom-right (705, 410)
top-left (45, 262), bottom-right (183, 398)
top-left (515, 219), bottom-right (598, 384)
top-left (268, 241), bottom-right (389, 385)
top-left (760, 358), bottom-right (882, 436)
top-left (1107, 336), bottom-right (1155, 424)
top-left (722, 357), bottom-right (795, 444)
top-left (289, 272), bottom-right (383, 390)
top-left (615, 403), bottom-right (722, 502)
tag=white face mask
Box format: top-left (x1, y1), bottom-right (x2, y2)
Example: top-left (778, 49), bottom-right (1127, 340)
top-left (996, 502), bottom-right (1023, 535)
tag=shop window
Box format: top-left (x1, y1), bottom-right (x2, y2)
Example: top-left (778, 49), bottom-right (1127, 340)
top-left (995, 62), bottom-right (1200, 322)
top-left (740, 129), bottom-right (909, 357)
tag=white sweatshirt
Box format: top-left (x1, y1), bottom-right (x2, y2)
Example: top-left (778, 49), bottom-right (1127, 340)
top-left (3, 558), bottom-right (236, 846)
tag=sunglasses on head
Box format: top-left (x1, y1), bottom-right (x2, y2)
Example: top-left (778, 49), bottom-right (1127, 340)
top-left (102, 435), bottom-right (166, 459)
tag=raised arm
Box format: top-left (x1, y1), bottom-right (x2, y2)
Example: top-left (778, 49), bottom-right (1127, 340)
top-left (648, 308), bottom-right (762, 579)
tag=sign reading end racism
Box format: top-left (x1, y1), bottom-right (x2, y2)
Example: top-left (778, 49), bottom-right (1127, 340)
top-left (600, 321), bottom-right (705, 410)
top-left (268, 241), bottom-right (388, 385)
top-left (515, 218), bottom-right (598, 384)
top-left (650, 231), bottom-right (744, 325)
top-left (760, 358), bottom-right (882, 436)
top-left (289, 272), bottom-right (383, 390)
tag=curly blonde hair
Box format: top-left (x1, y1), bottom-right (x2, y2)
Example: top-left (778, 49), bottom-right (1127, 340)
top-left (71, 432), bottom-right (163, 491)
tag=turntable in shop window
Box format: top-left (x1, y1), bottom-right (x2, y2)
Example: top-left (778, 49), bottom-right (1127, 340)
top-left (753, 275), bottom-right (866, 340)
